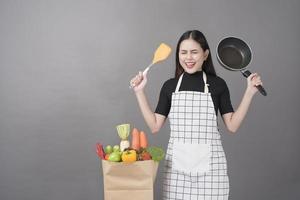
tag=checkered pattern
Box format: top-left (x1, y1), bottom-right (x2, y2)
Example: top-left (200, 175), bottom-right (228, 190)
top-left (163, 73), bottom-right (230, 199)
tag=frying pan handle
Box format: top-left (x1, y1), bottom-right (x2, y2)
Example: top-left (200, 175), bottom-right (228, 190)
top-left (242, 70), bottom-right (267, 96)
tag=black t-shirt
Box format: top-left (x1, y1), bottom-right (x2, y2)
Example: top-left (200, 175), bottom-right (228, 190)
top-left (155, 71), bottom-right (234, 117)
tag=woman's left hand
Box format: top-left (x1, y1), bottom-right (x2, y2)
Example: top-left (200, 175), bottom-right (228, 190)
top-left (246, 73), bottom-right (263, 96)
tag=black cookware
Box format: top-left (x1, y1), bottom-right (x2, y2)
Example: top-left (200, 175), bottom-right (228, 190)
top-left (216, 37), bottom-right (267, 96)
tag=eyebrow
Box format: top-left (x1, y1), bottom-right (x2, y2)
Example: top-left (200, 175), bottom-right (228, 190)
top-left (180, 49), bottom-right (199, 52)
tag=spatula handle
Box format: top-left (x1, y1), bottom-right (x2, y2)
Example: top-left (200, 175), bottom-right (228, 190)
top-left (129, 63), bottom-right (154, 89)
top-left (143, 63), bottom-right (154, 75)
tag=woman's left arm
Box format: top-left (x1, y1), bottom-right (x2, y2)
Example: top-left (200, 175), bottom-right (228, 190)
top-left (222, 73), bottom-right (263, 133)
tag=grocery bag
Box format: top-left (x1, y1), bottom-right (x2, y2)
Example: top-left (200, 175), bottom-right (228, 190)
top-left (101, 159), bottom-right (159, 200)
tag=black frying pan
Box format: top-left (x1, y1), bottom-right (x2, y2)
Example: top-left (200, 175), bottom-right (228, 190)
top-left (216, 37), bottom-right (267, 96)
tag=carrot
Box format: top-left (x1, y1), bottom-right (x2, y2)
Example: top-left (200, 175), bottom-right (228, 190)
top-left (140, 131), bottom-right (148, 148)
top-left (131, 128), bottom-right (140, 150)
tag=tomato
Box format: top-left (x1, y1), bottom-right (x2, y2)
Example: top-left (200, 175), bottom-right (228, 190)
top-left (141, 152), bottom-right (152, 161)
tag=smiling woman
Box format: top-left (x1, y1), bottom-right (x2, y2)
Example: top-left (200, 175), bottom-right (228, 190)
top-left (130, 30), bottom-right (264, 199)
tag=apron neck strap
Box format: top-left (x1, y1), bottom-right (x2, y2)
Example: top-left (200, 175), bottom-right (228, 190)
top-left (203, 72), bottom-right (209, 93)
top-left (175, 73), bottom-right (183, 92)
top-left (175, 71), bottom-right (210, 93)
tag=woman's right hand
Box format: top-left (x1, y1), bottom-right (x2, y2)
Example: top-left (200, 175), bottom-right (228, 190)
top-left (130, 71), bottom-right (147, 92)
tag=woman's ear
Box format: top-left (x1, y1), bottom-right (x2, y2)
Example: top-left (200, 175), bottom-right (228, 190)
top-left (204, 50), bottom-right (209, 60)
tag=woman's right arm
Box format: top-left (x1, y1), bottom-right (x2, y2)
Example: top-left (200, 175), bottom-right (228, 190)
top-left (130, 72), bottom-right (166, 134)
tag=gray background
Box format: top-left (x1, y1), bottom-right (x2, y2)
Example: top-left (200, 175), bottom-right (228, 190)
top-left (0, 0), bottom-right (299, 199)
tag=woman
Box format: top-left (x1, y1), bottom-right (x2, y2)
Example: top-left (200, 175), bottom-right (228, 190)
top-left (130, 30), bottom-right (262, 199)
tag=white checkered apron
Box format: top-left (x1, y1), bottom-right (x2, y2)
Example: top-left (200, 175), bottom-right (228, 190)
top-left (163, 72), bottom-right (230, 200)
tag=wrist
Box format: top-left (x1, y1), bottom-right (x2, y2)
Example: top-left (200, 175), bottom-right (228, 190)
top-left (135, 89), bottom-right (145, 96)
top-left (245, 87), bottom-right (255, 98)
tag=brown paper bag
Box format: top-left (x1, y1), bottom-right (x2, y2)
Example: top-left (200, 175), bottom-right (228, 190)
top-left (101, 160), bottom-right (159, 200)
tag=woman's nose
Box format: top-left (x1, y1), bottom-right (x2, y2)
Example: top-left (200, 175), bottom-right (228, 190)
top-left (187, 52), bottom-right (192, 59)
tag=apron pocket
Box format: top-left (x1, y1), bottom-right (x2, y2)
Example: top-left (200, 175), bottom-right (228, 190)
top-left (172, 141), bottom-right (211, 175)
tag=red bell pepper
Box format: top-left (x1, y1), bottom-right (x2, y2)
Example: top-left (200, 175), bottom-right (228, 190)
top-left (96, 143), bottom-right (106, 160)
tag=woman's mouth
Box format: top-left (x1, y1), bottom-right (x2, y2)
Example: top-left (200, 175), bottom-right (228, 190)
top-left (185, 61), bottom-right (196, 69)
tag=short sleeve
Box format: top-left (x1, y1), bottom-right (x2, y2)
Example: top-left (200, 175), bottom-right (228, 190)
top-left (219, 81), bottom-right (234, 115)
top-left (155, 81), bottom-right (172, 117)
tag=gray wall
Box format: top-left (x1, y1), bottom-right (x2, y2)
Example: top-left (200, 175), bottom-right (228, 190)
top-left (0, 0), bottom-right (299, 199)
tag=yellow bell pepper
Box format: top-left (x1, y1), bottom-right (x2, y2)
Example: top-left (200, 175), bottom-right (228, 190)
top-left (121, 150), bottom-right (137, 163)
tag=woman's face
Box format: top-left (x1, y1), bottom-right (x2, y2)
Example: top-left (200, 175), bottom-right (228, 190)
top-left (179, 38), bottom-right (209, 74)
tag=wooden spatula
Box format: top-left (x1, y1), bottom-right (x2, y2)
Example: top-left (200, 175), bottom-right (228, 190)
top-left (143, 43), bottom-right (172, 75)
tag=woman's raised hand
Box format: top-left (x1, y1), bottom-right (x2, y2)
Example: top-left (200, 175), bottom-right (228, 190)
top-left (246, 73), bottom-right (263, 96)
top-left (130, 71), bottom-right (148, 92)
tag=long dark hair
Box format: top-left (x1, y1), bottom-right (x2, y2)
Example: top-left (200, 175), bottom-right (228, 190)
top-left (175, 30), bottom-right (216, 78)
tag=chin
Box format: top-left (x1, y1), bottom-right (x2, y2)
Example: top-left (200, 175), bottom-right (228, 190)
top-left (184, 68), bottom-right (199, 74)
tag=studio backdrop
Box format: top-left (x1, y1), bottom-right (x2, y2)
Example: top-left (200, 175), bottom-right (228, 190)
top-left (0, 0), bottom-right (299, 200)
